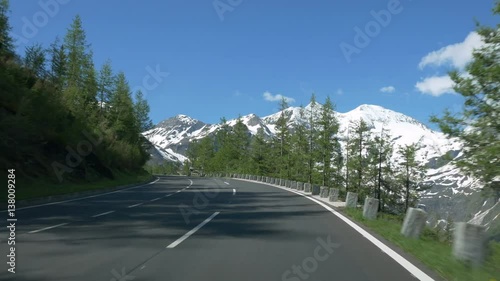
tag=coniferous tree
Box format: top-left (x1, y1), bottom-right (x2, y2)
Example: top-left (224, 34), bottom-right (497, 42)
top-left (134, 90), bottom-right (154, 132)
top-left (290, 106), bottom-right (309, 182)
top-left (24, 43), bottom-right (46, 78)
top-left (306, 93), bottom-right (319, 184)
top-left (97, 59), bottom-right (115, 117)
top-left (275, 97), bottom-right (291, 178)
top-left (430, 1), bottom-right (500, 199)
top-left (346, 118), bottom-right (370, 194)
top-left (397, 143), bottom-right (427, 212)
top-left (47, 37), bottom-right (67, 91)
top-left (0, 0), bottom-right (14, 60)
top-left (317, 96), bottom-right (340, 186)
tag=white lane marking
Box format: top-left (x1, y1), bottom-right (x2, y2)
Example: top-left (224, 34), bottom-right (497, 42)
top-left (92, 210), bottom-right (115, 218)
top-left (176, 190), bottom-right (182, 193)
top-left (232, 189), bottom-right (236, 195)
top-left (28, 223), bottom-right (69, 234)
top-left (187, 179), bottom-right (193, 188)
top-left (150, 197), bottom-right (161, 202)
top-left (166, 212), bottom-right (220, 249)
top-left (127, 203), bottom-right (143, 208)
top-left (224, 182), bottom-right (230, 185)
top-left (0, 178), bottom-right (160, 212)
top-left (237, 179), bottom-right (436, 281)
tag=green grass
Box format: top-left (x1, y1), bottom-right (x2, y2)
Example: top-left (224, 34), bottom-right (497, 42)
top-left (6, 171), bottom-right (153, 201)
top-left (343, 208), bottom-right (500, 281)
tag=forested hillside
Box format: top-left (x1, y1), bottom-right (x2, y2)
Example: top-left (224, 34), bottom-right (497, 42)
top-left (0, 0), bottom-right (153, 191)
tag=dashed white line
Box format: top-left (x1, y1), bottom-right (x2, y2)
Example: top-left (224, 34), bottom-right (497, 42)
top-left (166, 211), bottom-right (220, 249)
top-left (28, 223), bottom-right (69, 234)
top-left (92, 210), bottom-right (115, 218)
top-left (128, 203), bottom-right (143, 208)
top-left (232, 189), bottom-right (236, 195)
top-left (150, 197), bottom-right (161, 202)
top-left (0, 178), bottom-right (160, 212)
top-left (224, 182), bottom-right (230, 185)
top-left (164, 194), bottom-right (173, 197)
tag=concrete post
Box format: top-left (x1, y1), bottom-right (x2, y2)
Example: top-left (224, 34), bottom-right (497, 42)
top-left (452, 222), bottom-right (487, 266)
top-left (345, 192), bottom-right (358, 208)
top-left (362, 197), bottom-right (379, 220)
top-left (320, 186), bottom-right (329, 198)
top-left (304, 183), bottom-right (311, 193)
top-left (311, 185), bottom-right (320, 195)
top-left (401, 207), bottom-right (428, 238)
top-left (292, 181), bottom-right (297, 190)
top-left (328, 188), bottom-right (339, 202)
top-left (297, 182), bottom-right (304, 191)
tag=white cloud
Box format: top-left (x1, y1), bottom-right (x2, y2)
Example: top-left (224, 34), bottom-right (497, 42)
top-left (415, 75), bottom-right (455, 96)
top-left (418, 32), bottom-right (483, 70)
top-left (263, 91), bottom-right (295, 103)
top-left (380, 86), bottom-right (395, 93)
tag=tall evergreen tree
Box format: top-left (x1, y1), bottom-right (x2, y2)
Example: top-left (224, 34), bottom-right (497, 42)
top-left (134, 90), bottom-right (154, 132)
top-left (290, 106), bottom-right (309, 181)
top-left (0, 0), bottom-right (14, 60)
top-left (275, 97), bottom-right (291, 178)
top-left (317, 96), bottom-right (340, 186)
top-left (306, 93), bottom-right (319, 184)
top-left (108, 72), bottom-right (138, 143)
top-left (397, 143), bottom-right (427, 211)
top-left (346, 118), bottom-right (371, 193)
top-left (97, 59), bottom-right (115, 117)
top-left (24, 43), bottom-right (46, 78)
top-left (47, 37), bottom-right (67, 91)
top-left (430, 1), bottom-right (500, 199)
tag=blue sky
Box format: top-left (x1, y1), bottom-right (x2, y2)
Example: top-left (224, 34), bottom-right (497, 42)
top-left (7, 0), bottom-right (498, 129)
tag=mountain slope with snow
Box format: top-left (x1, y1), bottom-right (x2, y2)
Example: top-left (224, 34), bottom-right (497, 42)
top-left (142, 104), bottom-right (498, 236)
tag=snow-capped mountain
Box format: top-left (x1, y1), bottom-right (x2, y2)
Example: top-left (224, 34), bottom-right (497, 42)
top-left (143, 104), bottom-right (499, 236)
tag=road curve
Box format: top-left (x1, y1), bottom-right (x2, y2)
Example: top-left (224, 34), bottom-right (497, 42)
top-left (1, 176), bottom-right (442, 281)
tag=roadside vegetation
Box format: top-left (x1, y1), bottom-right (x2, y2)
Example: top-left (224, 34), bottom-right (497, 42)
top-left (343, 208), bottom-right (500, 281)
top-left (0, 0), bottom-right (154, 200)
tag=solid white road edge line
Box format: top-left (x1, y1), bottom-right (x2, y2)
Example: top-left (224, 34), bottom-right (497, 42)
top-left (0, 178), bottom-right (160, 212)
top-left (150, 197), bottom-right (161, 202)
top-left (92, 210), bottom-right (115, 218)
top-left (240, 179), bottom-right (436, 281)
top-left (166, 211), bottom-right (220, 249)
top-left (233, 189), bottom-right (236, 195)
top-left (28, 223), bottom-right (69, 234)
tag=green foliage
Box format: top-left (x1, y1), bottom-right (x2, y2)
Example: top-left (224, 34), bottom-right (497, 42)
top-left (430, 1), bottom-right (500, 199)
top-left (0, 8), bottom-right (152, 187)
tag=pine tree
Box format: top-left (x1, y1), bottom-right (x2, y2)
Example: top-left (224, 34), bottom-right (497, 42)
top-left (346, 118), bottom-right (370, 193)
top-left (290, 106), bottom-right (309, 181)
top-left (0, 0), bottom-right (14, 60)
top-left (134, 90), bottom-right (154, 132)
top-left (249, 127), bottom-right (270, 175)
top-left (24, 43), bottom-right (46, 78)
top-left (108, 72), bottom-right (138, 143)
top-left (317, 96), bottom-right (340, 186)
top-left (397, 143), bottom-right (427, 212)
top-left (430, 2), bottom-right (500, 199)
top-left (366, 129), bottom-right (394, 210)
top-left (47, 37), bottom-right (67, 91)
top-left (275, 97), bottom-right (291, 178)
top-left (97, 59), bottom-right (115, 117)
top-left (306, 93), bottom-right (319, 184)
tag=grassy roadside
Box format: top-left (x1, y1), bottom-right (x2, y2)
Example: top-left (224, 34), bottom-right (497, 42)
top-left (4, 170), bottom-right (153, 202)
top-left (342, 208), bottom-right (500, 281)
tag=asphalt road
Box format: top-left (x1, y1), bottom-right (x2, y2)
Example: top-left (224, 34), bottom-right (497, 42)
top-left (1, 176), bottom-right (441, 281)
